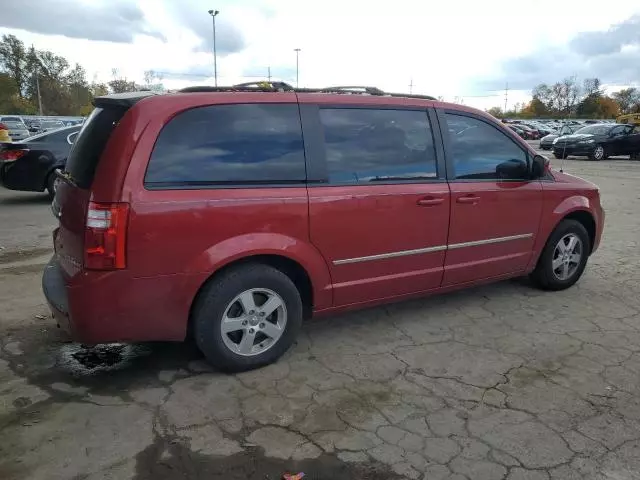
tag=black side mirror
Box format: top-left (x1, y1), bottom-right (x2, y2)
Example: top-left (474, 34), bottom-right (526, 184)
top-left (496, 158), bottom-right (529, 180)
top-left (531, 154), bottom-right (547, 179)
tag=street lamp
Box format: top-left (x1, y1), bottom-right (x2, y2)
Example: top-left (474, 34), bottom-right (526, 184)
top-left (294, 48), bottom-right (301, 88)
top-left (208, 9), bottom-right (219, 86)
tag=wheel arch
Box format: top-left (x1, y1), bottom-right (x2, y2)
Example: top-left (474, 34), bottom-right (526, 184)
top-left (187, 253), bottom-right (319, 340)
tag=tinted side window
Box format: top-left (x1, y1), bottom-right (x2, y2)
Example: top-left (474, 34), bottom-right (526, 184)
top-left (145, 104), bottom-right (306, 186)
top-left (319, 108), bottom-right (437, 184)
top-left (445, 114), bottom-right (527, 180)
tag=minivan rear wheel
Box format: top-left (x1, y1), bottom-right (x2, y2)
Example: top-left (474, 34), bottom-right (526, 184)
top-left (193, 264), bottom-right (303, 372)
top-left (530, 219), bottom-right (590, 291)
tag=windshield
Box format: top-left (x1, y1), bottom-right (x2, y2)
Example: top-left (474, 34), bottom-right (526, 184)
top-left (574, 125), bottom-right (610, 135)
top-left (4, 121), bottom-right (26, 129)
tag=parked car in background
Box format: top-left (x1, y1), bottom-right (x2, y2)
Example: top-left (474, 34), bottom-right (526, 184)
top-left (2, 120), bottom-right (30, 142)
top-left (43, 86), bottom-right (604, 372)
top-left (0, 123), bottom-right (12, 142)
top-left (553, 123), bottom-right (640, 160)
top-left (0, 125), bottom-right (81, 198)
top-left (0, 115), bottom-right (25, 126)
top-left (508, 125), bottom-right (528, 139)
top-left (540, 124), bottom-right (580, 150)
top-left (38, 120), bottom-right (66, 133)
top-left (516, 124), bottom-right (540, 139)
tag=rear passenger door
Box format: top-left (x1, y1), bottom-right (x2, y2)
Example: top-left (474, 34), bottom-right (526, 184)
top-left (302, 103), bottom-right (450, 306)
top-left (438, 110), bottom-right (543, 286)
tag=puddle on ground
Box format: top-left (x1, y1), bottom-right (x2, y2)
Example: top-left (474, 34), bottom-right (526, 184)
top-left (57, 343), bottom-right (153, 376)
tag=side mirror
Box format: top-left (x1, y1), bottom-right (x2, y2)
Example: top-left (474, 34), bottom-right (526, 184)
top-left (496, 158), bottom-right (529, 180)
top-left (531, 154), bottom-right (548, 179)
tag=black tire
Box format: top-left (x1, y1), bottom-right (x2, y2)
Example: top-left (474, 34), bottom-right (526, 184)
top-left (631, 152), bottom-right (640, 160)
top-left (553, 152), bottom-right (568, 159)
top-left (45, 172), bottom-right (57, 200)
top-left (589, 144), bottom-right (606, 161)
top-left (530, 219), bottom-right (590, 291)
top-left (193, 263), bottom-right (303, 372)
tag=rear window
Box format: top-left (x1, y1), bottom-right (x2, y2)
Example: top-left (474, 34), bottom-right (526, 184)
top-left (144, 104), bottom-right (306, 187)
top-left (65, 107), bottom-right (125, 188)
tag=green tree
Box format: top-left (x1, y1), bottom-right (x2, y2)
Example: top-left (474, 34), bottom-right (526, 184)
top-left (0, 34), bottom-right (28, 96)
top-left (612, 88), bottom-right (640, 115)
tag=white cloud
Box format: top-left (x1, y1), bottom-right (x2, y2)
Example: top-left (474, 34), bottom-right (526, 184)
top-left (1, 0), bottom-right (639, 110)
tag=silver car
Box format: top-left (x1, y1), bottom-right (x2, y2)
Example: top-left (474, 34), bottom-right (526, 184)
top-left (2, 121), bottom-right (30, 142)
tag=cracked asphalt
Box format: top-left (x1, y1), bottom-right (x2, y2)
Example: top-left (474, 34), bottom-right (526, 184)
top-left (1, 148), bottom-right (640, 480)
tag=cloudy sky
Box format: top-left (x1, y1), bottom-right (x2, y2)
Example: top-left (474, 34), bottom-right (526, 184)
top-left (1, 0), bottom-right (639, 109)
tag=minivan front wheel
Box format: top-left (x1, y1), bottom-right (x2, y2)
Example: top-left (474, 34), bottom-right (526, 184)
top-left (193, 264), bottom-right (303, 372)
top-left (530, 219), bottom-right (590, 291)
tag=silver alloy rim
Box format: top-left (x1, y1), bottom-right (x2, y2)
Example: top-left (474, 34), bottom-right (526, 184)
top-left (552, 233), bottom-right (582, 281)
top-left (594, 146), bottom-right (604, 159)
top-left (220, 288), bottom-right (287, 357)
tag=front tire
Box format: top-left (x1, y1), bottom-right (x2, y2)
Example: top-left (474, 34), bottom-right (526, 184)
top-left (554, 151), bottom-right (568, 159)
top-left (193, 264), bottom-right (303, 372)
top-left (589, 145), bottom-right (606, 161)
top-left (530, 219), bottom-right (590, 291)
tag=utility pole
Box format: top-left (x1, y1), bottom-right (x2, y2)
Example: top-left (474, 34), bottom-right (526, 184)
top-left (36, 73), bottom-right (43, 115)
top-left (268, 66), bottom-right (271, 82)
top-left (504, 82), bottom-right (509, 114)
top-left (409, 78), bottom-right (413, 94)
top-left (294, 48), bottom-right (301, 88)
top-left (207, 9), bottom-right (219, 86)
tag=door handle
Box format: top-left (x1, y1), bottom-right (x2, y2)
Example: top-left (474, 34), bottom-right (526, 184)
top-left (417, 197), bottom-right (444, 206)
top-left (457, 195), bottom-right (481, 204)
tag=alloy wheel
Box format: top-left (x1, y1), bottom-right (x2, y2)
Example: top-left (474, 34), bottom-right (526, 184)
top-left (220, 288), bottom-right (287, 356)
top-left (552, 233), bottom-right (583, 281)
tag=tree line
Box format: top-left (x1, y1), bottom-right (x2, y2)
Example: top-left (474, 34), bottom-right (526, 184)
top-left (488, 77), bottom-right (640, 120)
top-left (0, 34), bottom-right (163, 116)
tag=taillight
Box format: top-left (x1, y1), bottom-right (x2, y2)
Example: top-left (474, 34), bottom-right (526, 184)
top-left (0, 150), bottom-right (28, 161)
top-left (84, 202), bottom-right (129, 270)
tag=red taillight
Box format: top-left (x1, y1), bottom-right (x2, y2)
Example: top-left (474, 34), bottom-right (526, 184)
top-left (84, 202), bottom-right (129, 270)
top-left (0, 150), bottom-right (28, 161)
top-left (0, 123), bottom-right (7, 130)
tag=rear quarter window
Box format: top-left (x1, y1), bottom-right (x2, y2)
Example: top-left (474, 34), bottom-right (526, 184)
top-left (145, 103), bottom-right (306, 187)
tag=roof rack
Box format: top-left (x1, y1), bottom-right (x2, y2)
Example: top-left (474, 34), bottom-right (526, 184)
top-left (177, 82), bottom-right (436, 100)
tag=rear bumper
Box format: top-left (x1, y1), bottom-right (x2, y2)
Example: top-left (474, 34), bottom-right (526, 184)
top-left (42, 255), bottom-right (199, 344)
top-left (42, 256), bottom-right (72, 333)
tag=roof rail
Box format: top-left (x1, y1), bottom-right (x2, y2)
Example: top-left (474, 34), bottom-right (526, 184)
top-left (178, 81), bottom-right (295, 93)
top-left (177, 82), bottom-right (436, 100)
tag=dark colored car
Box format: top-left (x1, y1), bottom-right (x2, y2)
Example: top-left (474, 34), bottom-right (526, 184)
top-left (43, 85), bottom-right (604, 372)
top-left (508, 125), bottom-right (528, 139)
top-left (517, 124), bottom-right (540, 139)
top-left (553, 123), bottom-right (640, 160)
top-left (540, 124), bottom-right (579, 150)
top-left (0, 125), bottom-right (81, 198)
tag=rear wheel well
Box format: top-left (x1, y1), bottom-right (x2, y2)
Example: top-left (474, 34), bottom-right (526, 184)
top-left (187, 255), bottom-right (314, 339)
top-left (562, 210), bottom-right (596, 253)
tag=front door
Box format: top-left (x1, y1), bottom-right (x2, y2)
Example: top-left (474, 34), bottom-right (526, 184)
top-left (439, 111), bottom-right (543, 286)
top-left (306, 105), bottom-right (450, 306)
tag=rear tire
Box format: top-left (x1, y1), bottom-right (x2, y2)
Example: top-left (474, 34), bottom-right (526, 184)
top-left (193, 263), bottom-right (303, 372)
top-left (530, 219), bottom-right (590, 291)
top-left (631, 152), bottom-right (640, 160)
top-left (46, 172), bottom-right (56, 200)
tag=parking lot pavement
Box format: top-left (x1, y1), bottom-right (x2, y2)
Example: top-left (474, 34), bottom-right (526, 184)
top-left (1, 151), bottom-right (640, 480)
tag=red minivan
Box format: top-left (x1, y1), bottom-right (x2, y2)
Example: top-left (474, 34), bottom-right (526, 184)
top-left (43, 84), bottom-right (604, 371)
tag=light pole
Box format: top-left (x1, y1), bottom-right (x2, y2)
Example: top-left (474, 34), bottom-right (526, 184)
top-left (294, 48), bottom-right (301, 88)
top-left (208, 9), bottom-right (219, 86)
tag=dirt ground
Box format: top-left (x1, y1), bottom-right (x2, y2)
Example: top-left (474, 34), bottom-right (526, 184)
top-left (1, 148), bottom-right (640, 480)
